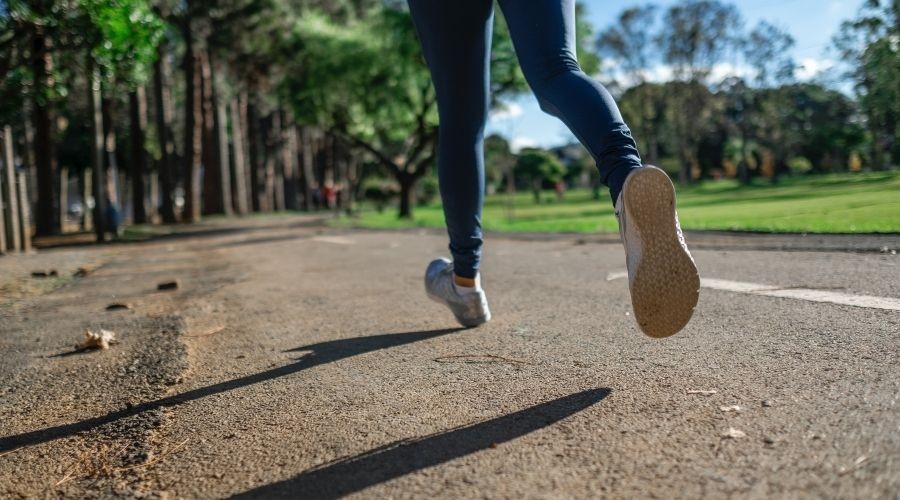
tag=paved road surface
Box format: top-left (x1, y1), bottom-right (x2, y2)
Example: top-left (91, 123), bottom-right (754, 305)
top-left (1, 216), bottom-right (898, 498)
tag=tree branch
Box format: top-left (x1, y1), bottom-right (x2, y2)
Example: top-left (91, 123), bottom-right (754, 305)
top-left (331, 127), bottom-right (400, 177)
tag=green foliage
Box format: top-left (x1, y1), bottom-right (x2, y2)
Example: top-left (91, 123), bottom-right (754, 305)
top-left (81, 0), bottom-right (165, 85)
top-left (484, 134), bottom-right (515, 191)
top-left (515, 147), bottom-right (566, 202)
top-left (788, 156), bottom-right (813, 175)
top-left (418, 176), bottom-right (439, 205)
top-left (833, 0), bottom-right (899, 168)
top-left (284, 8), bottom-right (433, 144)
top-left (658, 0), bottom-right (743, 81)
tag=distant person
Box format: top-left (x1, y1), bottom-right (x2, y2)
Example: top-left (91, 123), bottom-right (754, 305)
top-left (413, 0), bottom-right (700, 337)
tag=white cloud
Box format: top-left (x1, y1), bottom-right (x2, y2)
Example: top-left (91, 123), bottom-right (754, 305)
top-left (709, 62), bottom-right (754, 81)
top-left (796, 57), bottom-right (834, 80)
top-left (510, 136), bottom-right (537, 153)
top-left (489, 102), bottom-right (524, 121)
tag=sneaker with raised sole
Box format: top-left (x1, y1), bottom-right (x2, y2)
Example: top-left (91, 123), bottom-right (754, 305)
top-left (424, 258), bottom-right (491, 328)
top-left (615, 166), bottom-right (700, 338)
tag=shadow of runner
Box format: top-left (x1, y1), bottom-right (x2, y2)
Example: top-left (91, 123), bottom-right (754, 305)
top-left (0, 328), bottom-right (462, 453)
top-left (233, 388), bottom-right (611, 499)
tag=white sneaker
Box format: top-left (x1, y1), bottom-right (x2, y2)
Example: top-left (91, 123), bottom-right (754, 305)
top-left (615, 166), bottom-right (700, 338)
top-left (424, 258), bottom-right (491, 328)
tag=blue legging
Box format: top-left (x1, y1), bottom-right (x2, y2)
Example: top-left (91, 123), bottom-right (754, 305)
top-left (408, 0), bottom-right (642, 279)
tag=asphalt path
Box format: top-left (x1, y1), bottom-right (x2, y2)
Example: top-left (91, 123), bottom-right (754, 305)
top-left (1, 216), bottom-right (897, 498)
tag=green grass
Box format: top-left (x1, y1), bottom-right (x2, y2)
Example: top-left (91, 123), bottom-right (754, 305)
top-left (334, 171), bottom-right (900, 234)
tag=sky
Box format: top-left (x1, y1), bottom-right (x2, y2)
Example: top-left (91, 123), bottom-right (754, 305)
top-left (486, 0), bottom-right (866, 151)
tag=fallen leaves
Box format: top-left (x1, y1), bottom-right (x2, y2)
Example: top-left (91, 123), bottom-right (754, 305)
top-left (76, 329), bottom-right (119, 350)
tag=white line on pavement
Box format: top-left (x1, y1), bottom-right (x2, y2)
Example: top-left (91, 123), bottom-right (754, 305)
top-left (606, 271), bottom-right (900, 311)
top-left (311, 236), bottom-right (355, 245)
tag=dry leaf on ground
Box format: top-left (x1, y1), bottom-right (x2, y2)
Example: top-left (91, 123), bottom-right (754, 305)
top-left (77, 329), bottom-right (119, 350)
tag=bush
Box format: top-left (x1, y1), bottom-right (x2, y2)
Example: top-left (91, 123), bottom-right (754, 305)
top-left (788, 156), bottom-right (813, 175)
top-left (418, 176), bottom-right (439, 206)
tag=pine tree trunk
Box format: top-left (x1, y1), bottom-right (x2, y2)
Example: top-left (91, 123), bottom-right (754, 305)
top-left (182, 27), bottom-right (203, 223)
top-left (212, 54), bottom-right (232, 216)
top-left (270, 110), bottom-right (284, 211)
top-left (300, 127), bottom-right (317, 211)
top-left (80, 168), bottom-right (92, 231)
top-left (229, 97), bottom-right (249, 215)
top-left (32, 30), bottom-right (59, 236)
top-left (101, 97), bottom-right (120, 212)
top-left (282, 119), bottom-right (299, 210)
top-left (200, 48), bottom-right (223, 215)
top-left (129, 86), bottom-right (149, 224)
top-left (88, 64), bottom-right (106, 242)
top-left (153, 44), bottom-right (177, 223)
top-left (247, 100), bottom-right (263, 212)
top-left (57, 166), bottom-right (67, 233)
top-left (2, 125), bottom-right (21, 251)
top-left (23, 104), bottom-right (37, 215)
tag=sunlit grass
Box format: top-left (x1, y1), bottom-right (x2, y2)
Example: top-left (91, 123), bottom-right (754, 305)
top-left (334, 171), bottom-right (900, 234)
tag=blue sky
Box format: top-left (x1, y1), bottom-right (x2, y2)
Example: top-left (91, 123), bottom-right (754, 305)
top-left (486, 0), bottom-right (866, 150)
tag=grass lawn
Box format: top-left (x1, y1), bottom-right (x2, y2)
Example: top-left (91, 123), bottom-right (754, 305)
top-left (334, 171), bottom-right (900, 234)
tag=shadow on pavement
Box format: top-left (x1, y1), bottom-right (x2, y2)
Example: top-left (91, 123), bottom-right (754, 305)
top-left (0, 328), bottom-right (462, 453)
top-left (233, 388), bottom-right (611, 499)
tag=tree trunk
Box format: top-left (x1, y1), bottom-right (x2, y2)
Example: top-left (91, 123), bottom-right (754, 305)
top-left (88, 64), bottom-right (106, 242)
top-left (282, 120), bottom-right (299, 210)
top-left (229, 97), bottom-right (249, 215)
top-left (344, 156), bottom-right (359, 214)
top-left (58, 166), bottom-right (67, 232)
top-left (300, 126), bottom-right (317, 210)
top-left (182, 25), bottom-right (203, 223)
top-left (17, 171), bottom-right (32, 252)
top-left (101, 97), bottom-right (120, 212)
top-left (32, 29), bottom-right (59, 236)
top-left (247, 100), bottom-right (262, 212)
top-left (80, 168), bottom-right (92, 231)
top-left (738, 126), bottom-right (751, 184)
top-left (270, 110), bottom-right (285, 211)
top-left (129, 86), bottom-right (149, 224)
top-left (398, 174), bottom-right (415, 219)
top-left (2, 125), bottom-right (21, 251)
top-left (23, 104), bottom-right (37, 215)
top-left (153, 44), bottom-right (177, 223)
top-left (200, 48), bottom-right (223, 215)
top-left (212, 55), bottom-right (232, 216)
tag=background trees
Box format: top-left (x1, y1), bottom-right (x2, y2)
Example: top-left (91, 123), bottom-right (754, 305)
top-left (514, 148), bottom-right (566, 203)
top-left (0, 0), bottom-right (895, 233)
top-left (833, 0), bottom-right (899, 171)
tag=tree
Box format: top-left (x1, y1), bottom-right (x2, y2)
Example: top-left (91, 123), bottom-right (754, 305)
top-left (483, 134), bottom-right (515, 194)
top-left (658, 0), bottom-right (742, 182)
top-left (284, 3), bottom-right (599, 218)
top-left (833, 0), bottom-right (899, 169)
top-left (597, 5), bottom-right (664, 164)
top-left (744, 21), bottom-right (795, 88)
top-left (514, 148), bottom-right (565, 204)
